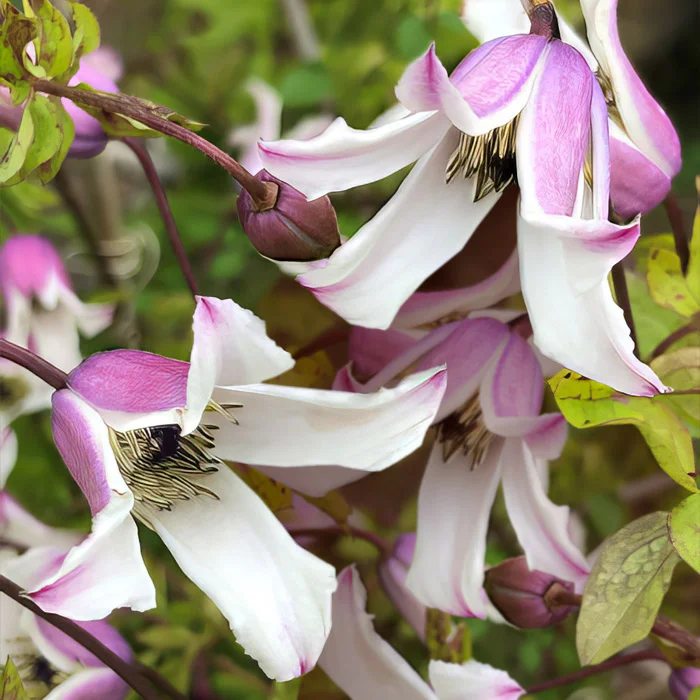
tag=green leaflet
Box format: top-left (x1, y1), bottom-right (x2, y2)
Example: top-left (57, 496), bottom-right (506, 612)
top-left (0, 104), bottom-right (36, 182)
top-left (69, 2), bottom-right (100, 63)
top-left (0, 658), bottom-right (29, 700)
top-left (426, 609), bottom-right (471, 663)
top-left (576, 512), bottom-right (680, 665)
top-left (647, 247), bottom-right (700, 318)
top-left (549, 370), bottom-right (698, 493)
top-left (651, 348), bottom-right (700, 435)
top-left (686, 177), bottom-right (700, 302)
top-left (669, 494), bottom-right (700, 575)
top-left (24, 0), bottom-right (73, 79)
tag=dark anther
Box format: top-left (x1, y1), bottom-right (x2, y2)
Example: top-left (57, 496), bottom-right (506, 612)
top-left (32, 656), bottom-right (57, 686)
top-left (149, 425), bottom-right (182, 462)
top-left (529, 2), bottom-right (561, 41)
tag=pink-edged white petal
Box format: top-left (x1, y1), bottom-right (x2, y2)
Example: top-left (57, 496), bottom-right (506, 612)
top-left (44, 668), bottom-right (128, 700)
top-left (29, 306), bottom-right (84, 374)
top-left (523, 414), bottom-right (568, 461)
top-left (285, 114), bottom-right (336, 142)
top-left (393, 249), bottom-right (521, 330)
top-left (259, 111), bottom-right (448, 200)
top-left (517, 215), bottom-right (666, 396)
top-left (142, 467), bottom-right (336, 681)
top-left (397, 38), bottom-right (548, 135)
top-left (54, 287), bottom-right (114, 339)
top-left (319, 565), bottom-right (437, 700)
top-left (255, 463), bottom-right (369, 498)
top-left (580, 0), bottom-right (681, 177)
top-left (348, 327), bottom-right (420, 379)
top-left (211, 366), bottom-right (446, 469)
top-left (501, 439), bottom-right (590, 590)
top-left (406, 441), bottom-right (504, 618)
top-left (379, 534), bottom-right (427, 640)
top-left (0, 427), bottom-right (17, 487)
top-left (429, 659), bottom-right (525, 700)
top-left (297, 129), bottom-right (501, 329)
top-left (185, 296), bottom-right (294, 433)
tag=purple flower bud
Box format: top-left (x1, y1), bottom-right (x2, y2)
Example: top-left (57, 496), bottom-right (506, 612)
top-left (485, 556), bottom-right (575, 629)
top-left (237, 170), bottom-right (341, 262)
top-left (669, 666), bottom-right (700, 700)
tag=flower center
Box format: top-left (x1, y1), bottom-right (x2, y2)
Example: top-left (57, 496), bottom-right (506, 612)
top-left (0, 374), bottom-right (30, 410)
top-left (109, 402), bottom-right (240, 520)
top-left (16, 654), bottom-right (67, 699)
top-left (437, 395), bottom-right (494, 466)
top-left (445, 117), bottom-right (520, 202)
top-left (596, 69), bottom-right (622, 128)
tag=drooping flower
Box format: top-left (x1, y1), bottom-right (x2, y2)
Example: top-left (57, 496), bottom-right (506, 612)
top-left (669, 665), bottom-right (700, 700)
top-left (257, 0), bottom-right (665, 397)
top-left (319, 565), bottom-right (526, 700)
top-left (0, 428), bottom-right (131, 700)
top-left (0, 235), bottom-right (113, 425)
top-left (462, 0), bottom-right (681, 217)
top-left (26, 295), bottom-right (446, 681)
top-left (334, 256), bottom-right (590, 618)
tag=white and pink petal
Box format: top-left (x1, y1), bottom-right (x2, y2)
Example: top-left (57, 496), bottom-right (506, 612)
top-left (429, 659), bottom-right (525, 700)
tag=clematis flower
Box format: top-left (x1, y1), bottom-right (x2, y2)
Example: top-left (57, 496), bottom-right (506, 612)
top-left (25, 295), bottom-right (446, 681)
top-left (0, 235), bottom-right (113, 425)
top-left (319, 565), bottom-right (526, 700)
top-left (462, 0), bottom-right (681, 218)
top-left (0, 47), bottom-right (123, 159)
top-left (669, 666), bottom-right (700, 700)
top-left (0, 430), bottom-right (131, 700)
top-left (333, 257), bottom-right (590, 618)
top-left (258, 0), bottom-right (666, 397)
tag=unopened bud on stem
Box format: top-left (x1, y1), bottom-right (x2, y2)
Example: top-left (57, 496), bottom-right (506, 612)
top-left (237, 170), bottom-right (341, 261)
top-left (485, 556), bottom-right (575, 628)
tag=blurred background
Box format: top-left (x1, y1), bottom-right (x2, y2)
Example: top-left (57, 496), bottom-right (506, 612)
top-left (0, 0), bottom-right (698, 697)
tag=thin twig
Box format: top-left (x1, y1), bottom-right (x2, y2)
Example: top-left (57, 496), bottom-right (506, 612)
top-left (0, 575), bottom-right (162, 700)
top-left (0, 338), bottom-right (68, 390)
top-left (526, 650), bottom-right (665, 694)
top-left (611, 263), bottom-right (638, 355)
top-left (664, 192), bottom-right (690, 274)
top-left (649, 321), bottom-right (700, 359)
top-left (122, 137), bottom-right (199, 298)
top-left (33, 79), bottom-right (276, 209)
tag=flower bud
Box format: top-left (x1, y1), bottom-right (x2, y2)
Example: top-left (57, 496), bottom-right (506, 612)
top-left (485, 556), bottom-right (575, 628)
top-left (237, 170), bottom-right (341, 262)
top-left (527, 1), bottom-right (560, 40)
top-left (669, 666), bottom-right (700, 700)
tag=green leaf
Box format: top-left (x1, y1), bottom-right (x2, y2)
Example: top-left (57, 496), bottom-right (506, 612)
top-left (70, 1), bottom-right (100, 62)
top-left (395, 15), bottom-right (432, 60)
top-left (669, 494), bottom-right (700, 574)
top-left (687, 177), bottom-right (700, 302)
top-left (549, 370), bottom-right (699, 493)
top-left (576, 512), bottom-right (680, 665)
top-left (691, 685), bottom-right (700, 700)
top-left (15, 93), bottom-right (61, 172)
top-left (651, 347), bottom-right (700, 435)
top-left (0, 657), bottom-right (29, 700)
top-left (0, 7), bottom-right (36, 84)
top-left (647, 247), bottom-right (700, 318)
top-left (279, 64), bottom-right (332, 108)
top-left (31, 0), bottom-right (73, 78)
top-left (0, 102), bottom-right (35, 182)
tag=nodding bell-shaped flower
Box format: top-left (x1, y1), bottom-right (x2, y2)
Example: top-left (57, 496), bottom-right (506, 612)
top-left (0, 47), bottom-right (123, 159)
top-left (0, 428), bottom-right (132, 700)
top-left (0, 235), bottom-right (113, 424)
top-left (669, 666), bottom-right (700, 700)
top-left (237, 170), bottom-right (341, 261)
top-left (484, 556), bottom-right (576, 628)
top-left (257, 1), bottom-right (666, 397)
top-left (319, 565), bottom-right (526, 700)
top-left (26, 295), bottom-right (446, 681)
top-left (462, 0), bottom-right (681, 218)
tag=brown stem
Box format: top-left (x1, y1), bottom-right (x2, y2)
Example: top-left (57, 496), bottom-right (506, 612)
top-left (548, 589), bottom-right (700, 660)
top-left (664, 192), bottom-right (690, 274)
top-left (291, 525), bottom-right (393, 560)
top-left (0, 338), bottom-right (67, 390)
top-left (33, 79), bottom-right (277, 210)
top-left (122, 137), bottom-right (199, 298)
top-left (650, 321), bottom-right (700, 359)
top-left (0, 575), bottom-right (162, 700)
top-left (526, 650), bottom-right (665, 695)
top-left (611, 263), bottom-right (638, 356)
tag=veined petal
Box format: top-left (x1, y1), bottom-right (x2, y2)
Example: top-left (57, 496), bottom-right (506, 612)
top-left (518, 216), bottom-right (666, 396)
top-left (501, 439), bottom-right (590, 590)
top-left (609, 121), bottom-right (672, 217)
top-left (406, 441), bottom-right (505, 618)
top-left (143, 467), bottom-right (336, 681)
top-left (398, 38), bottom-right (548, 135)
top-left (185, 296), bottom-right (294, 433)
top-left (67, 352), bottom-right (189, 432)
top-left (259, 111), bottom-right (448, 200)
top-left (0, 426), bottom-right (17, 487)
top-left (580, 0), bottom-right (681, 177)
top-left (429, 659), bottom-right (525, 700)
top-left (516, 41), bottom-right (593, 217)
top-left (44, 668), bottom-right (128, 700)
top-left (211, 367), bottom-right (446, 469)
top-left (319, 566), bottom-right (437, 700)
top-left (297, 130), bottom-right (500, 329)
top-left (393, 250), bottom-right (521, 330)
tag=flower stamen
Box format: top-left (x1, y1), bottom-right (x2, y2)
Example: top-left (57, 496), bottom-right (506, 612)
top-left (437, 395), bottom-right (493, 466)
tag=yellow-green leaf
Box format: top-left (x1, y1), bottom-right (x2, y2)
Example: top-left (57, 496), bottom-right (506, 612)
top-left (0, 657), bottom-right (29, 700)
top-left (70, 1), bottom-right (100, 60)
top-left (651, 347), bottom-right (700, 434)
top-left (301, 490), bottom-right (352, 527)
top-left (36, 94), bottom-right (73, 183)
top-left (0, 103), bottom-right (35, 182)
top-left (235, 466), bottom-right (293, 513)
top-left (576, 512), bottom-right (680, 665)
top-left (687, 177), bottom-right (700, 302)
top-left (647, 247), bottom-right (700, 318)
top-left (549, 370), bottom-right (698, 493)
top-left (690, 685), bottom-right (700, 700)
top-left (669, 494), bottom-right (700, 574)
top-left (29, 0), bottom-right (73, 78)
top-left (0, 9), bottom-right (36, 83)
